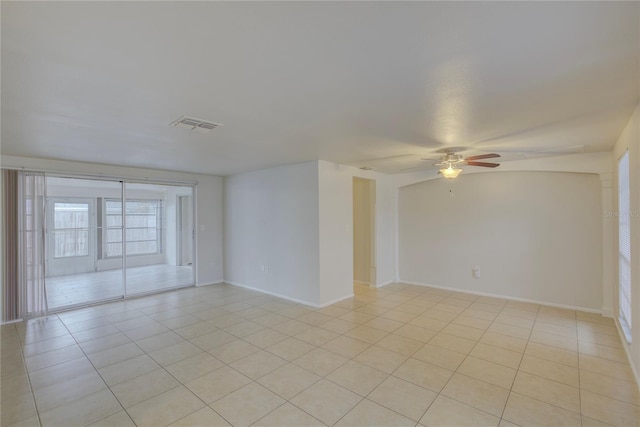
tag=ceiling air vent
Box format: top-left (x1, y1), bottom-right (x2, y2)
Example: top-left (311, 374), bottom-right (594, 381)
top-left (170, 116), bottom-right (222, 133)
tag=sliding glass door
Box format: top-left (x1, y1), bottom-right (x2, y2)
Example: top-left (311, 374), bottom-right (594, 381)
top-left (43, 177), bottom-right (195, 310)
top-left (45, 177), bottom-right (124, 309)
top-left (125, 182), bottom-right (194, 296)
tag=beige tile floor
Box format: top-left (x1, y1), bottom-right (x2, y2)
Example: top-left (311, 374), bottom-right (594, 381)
top-left (2, 282), bottom-right (639, 426)
top-left (46, 265), bottom-right (194, 310)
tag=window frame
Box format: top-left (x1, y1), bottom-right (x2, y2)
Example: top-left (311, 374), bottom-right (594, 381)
top-left (100, 198), bottom-right (163, 259)
top-left (618, 150), bottom-right (632, 343)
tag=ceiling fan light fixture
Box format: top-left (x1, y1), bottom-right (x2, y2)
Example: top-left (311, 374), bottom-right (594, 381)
top-left (440, 165), bottom-right (462, 179)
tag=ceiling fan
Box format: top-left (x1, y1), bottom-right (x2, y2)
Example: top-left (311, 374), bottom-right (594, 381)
top-left (427, 147), bottom-right (501, 179)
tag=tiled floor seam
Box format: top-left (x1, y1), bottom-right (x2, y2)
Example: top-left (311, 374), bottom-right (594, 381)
top-left (495, 300), bottom-right (539, 422)
top-left (505, 309), bottom-right (594, 423)
top-left (59, 315), bottom-right (200, 425)
top-left (400, 294), bottom-right (490, 427)
top-left (263, 378), bottom-right (328, 424)
top-left (277, 287), bottom-right (425, 426)
top-left (9, 284), bottom-right (639, 427)
top-left (143, 318), bottom-right (324, 425)
top-left (20, 319), bottom-right (59, 425)
top-left (52, 312), bottom-right (135, 427)
top-left (14, 322), bottom-right (45, 427)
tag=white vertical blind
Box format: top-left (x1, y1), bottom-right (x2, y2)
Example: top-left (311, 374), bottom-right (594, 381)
top-left (20, 171), bottom-right (48, 318)
top-left (618, 151), bottom-right (632, 341)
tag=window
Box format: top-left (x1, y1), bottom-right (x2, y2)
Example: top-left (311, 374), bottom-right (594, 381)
top-left (618, 151), bottom-right (632, 342)
top-left (103, 199), bottom-right (162, 257)
top-left (52, 202), bottom-right (89, 258)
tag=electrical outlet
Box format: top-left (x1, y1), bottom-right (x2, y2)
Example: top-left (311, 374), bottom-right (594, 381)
top-left (472, 266), bottom-right (481, 278)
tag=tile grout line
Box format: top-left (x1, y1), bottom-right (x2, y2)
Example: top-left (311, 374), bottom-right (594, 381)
top-left (498, 301), bottom-right (542, 424)
top-left (165, 298), bottom-right (328, 426)
top-left (408, 293), bottom-right (483, 424)
top-left (55, 311), bottom-right (137, 427)
top-left (13, 321), bottom-right (44, 427)
top-left (437, 294), bottom-right (512, 424)
top-left (12, 284), bottom-right (638, 427)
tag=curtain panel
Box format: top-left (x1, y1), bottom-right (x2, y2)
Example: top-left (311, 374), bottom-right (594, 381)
top-left (1, 169), bottom-right (48, 322)
top-left (20, 172), bottom-right (48, 318)
top-left (2, 169), bottom-right (20, 321)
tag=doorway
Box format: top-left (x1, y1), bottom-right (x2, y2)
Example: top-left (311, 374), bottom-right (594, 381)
top-left (353, 177), bottom-right (376, 286)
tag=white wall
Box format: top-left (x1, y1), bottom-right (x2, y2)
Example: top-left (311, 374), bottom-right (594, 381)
top-left (224, 161), bottom-right (321, 305)
top-left (373, 175), bottom-right (397, 286)
top-left (316, 161), bottom-right (398, 302)
top-left (0, 155), bottom-right (224, 286)
top-left (612, 104), bottom-right (640, 386)
top-left (224, 160), bottom-right (396, 306)
top-left (398, 170), bottom-right (603, 310)
top-left (318, 161), bottom-right (354, 305)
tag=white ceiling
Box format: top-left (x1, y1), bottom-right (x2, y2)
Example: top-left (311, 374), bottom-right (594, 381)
top-left (2, 2), bottom-right (638, 175)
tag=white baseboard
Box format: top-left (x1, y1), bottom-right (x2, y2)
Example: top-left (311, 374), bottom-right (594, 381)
top-left (318, 293), bottom-right (354, 308)
top-left (375, 280), bottom-right (394, 288)
top-left (399, 279), bottom-right (603, 314)
top-left (225, 280), bottom-right (321, 307)
top-left (601, 306), bottom-right (614, 319)
top-left (196, 280), bottom-right (224, 287)
top-left (225, 280), bottom-right (354, 309)
top-left (355, 280), bottom-right (394, 288)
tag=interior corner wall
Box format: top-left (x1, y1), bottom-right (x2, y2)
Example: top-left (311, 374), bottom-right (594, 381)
top-left (612, 103), bottom-right (640, 386)
top-left (223, 160), bottom-right (395, 307)
top-left (0, 156), bottom-right (224, 287)
top-left (223, 161), bottom-right (321, 305)
top-left (317, 161), bottom-right (398, 302)
top-left (398, 170), bottom-right (603, 310)
top-left (318, 161), bottom-right (354, 305)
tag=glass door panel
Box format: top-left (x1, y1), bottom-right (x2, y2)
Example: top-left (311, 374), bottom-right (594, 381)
top-left (47, 198), bottom-right (94, 276)
top-left (45, 177), bottom-right (124, 310)
top-left (124, 182), bottom-right (194, 295)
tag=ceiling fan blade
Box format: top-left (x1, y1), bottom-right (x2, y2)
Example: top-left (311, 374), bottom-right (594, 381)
top-left (465, 153), bottom-right (501, 161)
top-left (466, 161), bottom-right (500, 168)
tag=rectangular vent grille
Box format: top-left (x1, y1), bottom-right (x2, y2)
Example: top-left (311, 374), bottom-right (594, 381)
top-left (170, 116), bottom-right (222, 133)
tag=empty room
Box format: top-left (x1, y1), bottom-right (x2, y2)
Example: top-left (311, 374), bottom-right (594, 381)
top-left (1, 2), bottom-right (639, 426)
